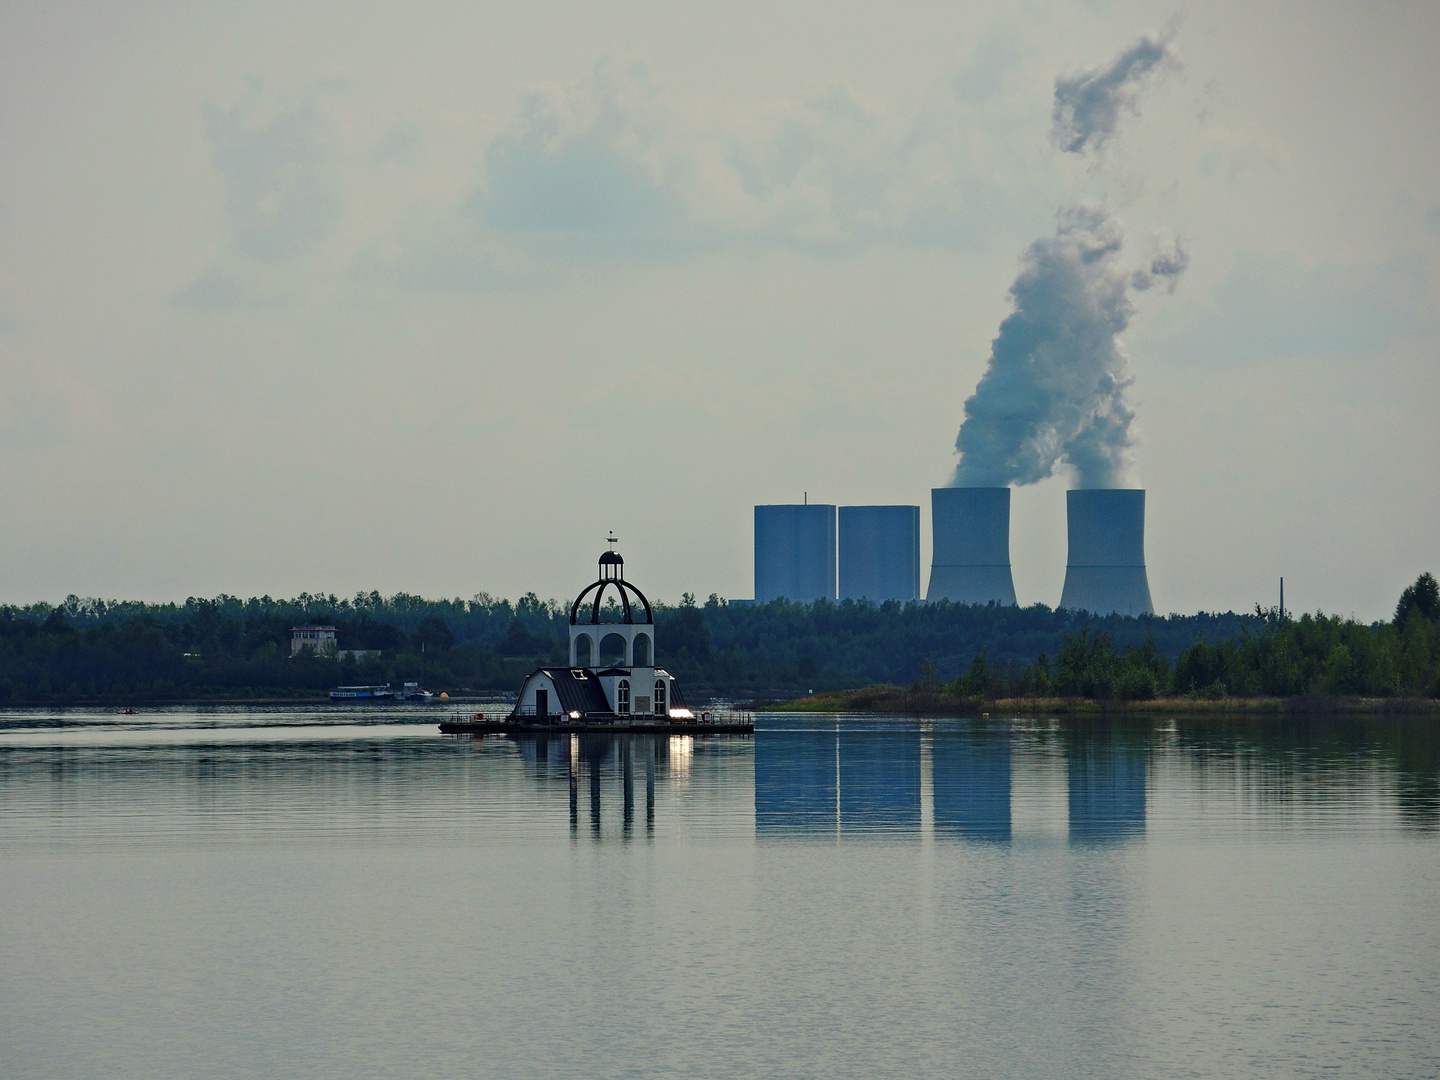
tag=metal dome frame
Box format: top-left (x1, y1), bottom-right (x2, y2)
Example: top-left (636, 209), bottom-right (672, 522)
top-left (569, 551), bottom-right (653, 626)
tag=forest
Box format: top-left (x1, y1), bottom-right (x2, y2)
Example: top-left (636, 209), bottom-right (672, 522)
top-left (0, 574), bottom-right (1435, 704)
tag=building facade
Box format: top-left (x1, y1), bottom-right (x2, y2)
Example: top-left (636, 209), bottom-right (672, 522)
top-left (754, 503), bottom-right (837, 602)
top-left (291, 625), bottom-right (338, 656)
top-left (512, 548), bottom-right (690, 722)
top-left (838, 504), bottom-right (920, 602)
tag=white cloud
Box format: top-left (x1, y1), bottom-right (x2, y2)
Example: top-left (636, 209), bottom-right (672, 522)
top-left (354, 57), bottom-right (1055, 287)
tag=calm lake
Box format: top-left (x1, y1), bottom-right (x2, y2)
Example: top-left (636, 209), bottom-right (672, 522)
top-left (1, 707), bottom-right (1437, 1079)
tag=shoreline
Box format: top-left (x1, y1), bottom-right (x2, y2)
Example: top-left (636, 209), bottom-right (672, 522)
top-left (0, 694), bottom-right (508, 709)
top-left (771, 687), bottom-right (1440, 717)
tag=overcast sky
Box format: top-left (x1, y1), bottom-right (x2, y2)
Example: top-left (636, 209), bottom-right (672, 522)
top-left (1, 0), bottom-right (1436, 619)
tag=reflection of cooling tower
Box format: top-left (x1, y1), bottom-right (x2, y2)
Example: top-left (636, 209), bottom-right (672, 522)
top-left (925, 487), bottom-right (1018, 605)
top-left (1059, 489), bottom-right (1154, 616)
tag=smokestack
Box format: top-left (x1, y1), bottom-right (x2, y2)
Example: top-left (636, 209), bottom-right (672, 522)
top-left (925, 487), bottom-right (1018, 605)
top-left (1059, 488), bottom-right (1154, 615)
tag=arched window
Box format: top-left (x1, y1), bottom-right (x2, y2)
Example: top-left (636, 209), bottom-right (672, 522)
top-left (654, 680), bottom-right (666, 716)
top-left (632, 633), bottom-right (651, 666)
top-left (599, 633), bottom-right (627, 667)
top-left (616, 679), bottom-right (631, 714)
top-left (573, 633), bottom-right (593, 667)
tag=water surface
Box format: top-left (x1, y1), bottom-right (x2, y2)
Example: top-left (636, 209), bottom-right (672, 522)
top-left (1, 707), bottom-right (1436, 1079)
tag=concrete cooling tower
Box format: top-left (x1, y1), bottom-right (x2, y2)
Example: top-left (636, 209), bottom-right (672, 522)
top-left (754, 504), bottom-right (837, 602)
top-left (925, 487), bottom-right (1018, 605)
top-left (1058, 489), bottom-right (1154, 616)
top-left (838, 505), bottom-right (920, 602)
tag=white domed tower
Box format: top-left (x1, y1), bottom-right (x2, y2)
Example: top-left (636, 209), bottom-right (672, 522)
top-left (511, 542), bottom-right (690, 723)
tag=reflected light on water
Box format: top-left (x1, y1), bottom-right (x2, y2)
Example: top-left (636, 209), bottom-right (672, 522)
top-left (0, 708), bottom-right (1437, 1080)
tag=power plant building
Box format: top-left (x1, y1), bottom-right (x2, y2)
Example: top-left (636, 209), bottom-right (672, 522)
top-left (838, 505), bottom-right (920, 602)
top-left (1058, 489), bottom-right (1154, 616)
top-left (925, 487), bottom-right (1018, 605)
top-left (754, 503), bottom-right (837, 602)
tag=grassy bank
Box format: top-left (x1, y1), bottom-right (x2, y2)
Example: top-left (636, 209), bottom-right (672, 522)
top-left (772, 685), bottom-right (1440, 717)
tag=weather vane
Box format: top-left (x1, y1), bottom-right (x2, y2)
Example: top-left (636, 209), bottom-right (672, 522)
top-left (607, 531), bottom-right (618, 551)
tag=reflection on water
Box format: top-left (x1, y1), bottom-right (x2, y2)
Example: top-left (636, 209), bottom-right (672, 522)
top-left (0, 711), bottom-right (1436, 852)
top-left (750, 714), bottom-right (1440, 841)
top-left (1066, 721), bottom-right (1147, 843)
top-left (1, 709), bottom-right (1438, 1080)
top-left (933, 725), bottom-right (1011, 842)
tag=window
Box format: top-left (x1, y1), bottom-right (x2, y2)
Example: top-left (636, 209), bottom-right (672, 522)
top-left (654, 680), bottom-right (666, 715)
top-left (632, 633), bottom-right (651, 666)
top-left (573, 633), bottom-right (593, 667)
top-left (616, 679), bottom-right (630, 714)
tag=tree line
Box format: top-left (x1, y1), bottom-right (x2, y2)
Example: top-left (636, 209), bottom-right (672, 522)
top-left (0, 574), bottom-right (1435, 703)
top-left (943, 573), bottom-right (1440, 701)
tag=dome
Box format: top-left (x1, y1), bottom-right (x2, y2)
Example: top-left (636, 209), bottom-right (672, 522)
top-left (570, 548), bottom-right (653, 626)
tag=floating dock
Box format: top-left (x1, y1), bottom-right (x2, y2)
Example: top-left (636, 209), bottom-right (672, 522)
top-left (439, 717), bottom-right (754, 736)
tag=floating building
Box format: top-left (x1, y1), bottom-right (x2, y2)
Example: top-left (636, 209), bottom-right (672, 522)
top-left (754, 503), bottom-right (837, 602)
top-left (924, 487), bottom-right (1018, 605)
top-left (510, 547), bottom-right (691, 722)
top-left (838, 505), bottom-right (921, 602)
top-left (1058, 489), bottom-right (1154, 616)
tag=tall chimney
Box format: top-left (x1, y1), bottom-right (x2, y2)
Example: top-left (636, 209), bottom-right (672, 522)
top-left (925, 487), bottom-right (1018, 605)
top-left (1059, 489), bottom-right (1154, 616)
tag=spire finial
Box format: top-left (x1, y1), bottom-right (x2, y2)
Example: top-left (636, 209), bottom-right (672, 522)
top-left (607, 531), bottom-right (618, 551)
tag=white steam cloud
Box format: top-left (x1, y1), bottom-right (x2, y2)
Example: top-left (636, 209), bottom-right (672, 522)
top-left (1051, 27), bottom-right (1179, 155)
top-left (951, 204), bottom-right (1187, 489)
top-left (951, 29), bottom-right (1186, 489)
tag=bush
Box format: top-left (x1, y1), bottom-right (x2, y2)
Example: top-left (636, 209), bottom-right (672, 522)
top-left (1115, 666), bottom-right (1159, 701)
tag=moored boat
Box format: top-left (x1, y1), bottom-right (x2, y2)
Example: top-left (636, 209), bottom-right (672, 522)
top-left (329, 684), bottom-right (396, 701)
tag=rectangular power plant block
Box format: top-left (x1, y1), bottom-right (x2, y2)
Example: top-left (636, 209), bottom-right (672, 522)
top-left (838, 505), bottom-right (920, 602)
top-left (754, 504), bottom-right (837, 602)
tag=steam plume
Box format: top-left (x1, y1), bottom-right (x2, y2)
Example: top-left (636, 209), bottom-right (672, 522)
top-left (951, 205), bottom-right (1186, 489)
top-left (1052, 28), bottom-right (1178, 155)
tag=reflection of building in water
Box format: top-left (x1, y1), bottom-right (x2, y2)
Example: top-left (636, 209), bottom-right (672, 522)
top-left (755, 730), bottom-right (837, 836)
top-left (932, 728), bottom-right (1011, 842)
top-left (840, 729), bottom-right (920, 834)
top-left (1066, 732), bottom-right (1147, 842)
top-left (755, 728), bottom-right (921, 836)
top-left (512, 733), bottom-right (668, 835)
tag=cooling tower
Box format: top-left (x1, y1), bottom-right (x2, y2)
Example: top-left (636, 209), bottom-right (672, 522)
top-left (1058, 489), bottom-right (1154, 616)
top-left (754, 504), bottom-right (837, 602)
top-left (925, 487), bottom-right (1018, 605)
top-left (838, 505), bottom-right (920, 602)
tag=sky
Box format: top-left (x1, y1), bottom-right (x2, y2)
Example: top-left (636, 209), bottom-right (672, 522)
top-left (0, 0), bottom-right (1436, 620)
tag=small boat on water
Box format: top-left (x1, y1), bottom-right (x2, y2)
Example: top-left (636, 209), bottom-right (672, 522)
top-left (397, 682), bottom-right (434, 702)
top-left (329, 684), bottom-right (397, 701)
top-left (439, 543), bottom-right (753, 736)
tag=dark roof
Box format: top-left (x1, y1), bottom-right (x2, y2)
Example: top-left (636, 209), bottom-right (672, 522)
top-left (529, 668), bottom-right (612, 714)
top-left (595, 666), bottom-right (630, 676)
top-left (599, 550), bottom-right (623, 565)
